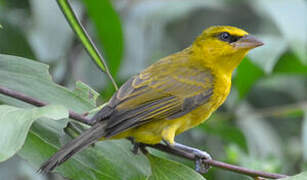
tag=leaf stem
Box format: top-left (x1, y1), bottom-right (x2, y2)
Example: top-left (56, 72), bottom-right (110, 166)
top-left (56, 0), bottom-right (118, 90)
top-left (0, 85), bottom-right (288, 179)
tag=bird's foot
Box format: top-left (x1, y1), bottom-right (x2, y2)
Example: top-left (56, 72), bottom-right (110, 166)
top-left (173, 143), bottom-right (212, 174)
top-left (162, 139), bottom-right (173, 147)
top-left (128, 137), bottom-right (148, 154)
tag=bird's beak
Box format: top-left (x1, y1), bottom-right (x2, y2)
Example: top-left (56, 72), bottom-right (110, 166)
top-left (231, 35), bottom-right (264, 49)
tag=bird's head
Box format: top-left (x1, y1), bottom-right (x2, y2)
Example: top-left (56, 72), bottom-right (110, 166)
top-left (192, 26), bottom-right (263, 73)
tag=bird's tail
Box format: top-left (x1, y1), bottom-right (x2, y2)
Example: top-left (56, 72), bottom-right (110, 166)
top-left (38, 122), bottom-right (107, 173)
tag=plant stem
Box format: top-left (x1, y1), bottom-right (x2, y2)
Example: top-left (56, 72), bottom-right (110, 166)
top-left (146, 143), bottom-right (287, 179)
top-left (0, 85), bottom-right (93, 125)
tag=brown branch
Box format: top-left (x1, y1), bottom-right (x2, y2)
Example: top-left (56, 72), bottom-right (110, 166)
top-left (0, 85), bottom-right (93, 125)
top-left (146, 143), bottom-right (287, 179)
top-left (0, 85), bottom-right (288, 179)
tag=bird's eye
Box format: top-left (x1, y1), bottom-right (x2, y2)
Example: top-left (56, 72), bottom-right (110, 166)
top-left (219, 32), bottom-right (231, 41)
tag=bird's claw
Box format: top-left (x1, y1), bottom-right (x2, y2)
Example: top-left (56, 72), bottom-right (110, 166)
top-left (162, 139), bottom-right (173, 147)
top-left (132, 142), bottom-right (141, 154)
top-left (193, 149), bottom-right (212, 174)
top-left (128, 137), bottom-right (147, 154)
top-left (173, 143), bottom-right (211, 174)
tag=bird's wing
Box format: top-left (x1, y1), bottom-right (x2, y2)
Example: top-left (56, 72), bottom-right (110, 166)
top-left (100, 56), bottom-right (214, 137)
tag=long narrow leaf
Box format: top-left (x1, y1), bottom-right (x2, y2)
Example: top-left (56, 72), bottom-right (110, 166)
top-left (56, 0), bottom-right (118, 90)
top-left (82, 0), bottom-right (124, 77)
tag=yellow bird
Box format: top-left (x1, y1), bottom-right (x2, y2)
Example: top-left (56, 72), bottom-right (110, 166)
top-left (39, 25), bottom-right (263, 173)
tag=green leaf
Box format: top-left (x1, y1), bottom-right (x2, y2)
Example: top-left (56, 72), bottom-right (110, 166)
top-left (73, 81), bottom-right (99, 106)
top-left (253, 0), bottom-right (307, 63)
top-left (56, 0), bottom-right (106, 72)
top-left (147, 154), bottom-right (206, 180)
top-left (20, 134), bottom-right (150, 180)
top-left (234, 58), bottom-right (265, 99)
top-left (82, 0), bottom-right (124, 76)
top-left (0, 20), bottom-right (35, 59)
top-left (0, 54), bottom-right (93, 112)
top-left (0, 54), bottom-right (151, 179)
top-left (56, 0), bottom-right (118, 90)
top-left (281, 171), bottom-right (307, 180)
top-left (0, 105), bottom-right (68, 162)
top-left (2, 0), bottom-right (30, 9)
top-left (273, 52), bottom-right (307, 75)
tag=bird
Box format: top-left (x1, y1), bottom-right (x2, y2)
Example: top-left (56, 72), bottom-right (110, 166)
top-left (39, 25), bottom-right (263, 173)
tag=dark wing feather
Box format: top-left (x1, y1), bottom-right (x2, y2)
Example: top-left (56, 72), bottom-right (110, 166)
top-left (96, 56), bottom-right (214, 137)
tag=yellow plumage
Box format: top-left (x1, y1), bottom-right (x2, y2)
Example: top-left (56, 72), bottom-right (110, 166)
top-left (40, 25), bottom-right (263, 172)
top-left (108, 26), bottom-right (254, 144)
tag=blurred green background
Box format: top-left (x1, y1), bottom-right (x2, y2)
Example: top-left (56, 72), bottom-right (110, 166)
top-left (0, 0), bottom-right (306, 179)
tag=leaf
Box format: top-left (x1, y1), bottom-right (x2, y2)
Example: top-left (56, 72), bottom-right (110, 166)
top-left (281, 171), bottom-right (307, 180)
top-left (0, 105), bottom-right (68, 162)
top-left (0, 54), bottom-right (151, 179)
top-left (233, 58), bottom-right (265, 99)
top-left (56, 0), bottom-right (106, 72)
top-left (273, 52), bottom-right (307, 75)
top-left (252, 0), bottom-right (307, 63)
top-left (82, 0), bottom-right (124, 76)
top-left (20, 134), bottom-right (151, 180)
top-left (56, 0), bottom-right (118, 89)
top-left (3, 0), bottom-right (30, 9)
top-left (73, 81), bottom-right (99, 106)
top-left (0, 54), bottom-right (93, 112)
top-left (0, 20), bottom-right (35, 59)
top-left (147, 154), bottom-right (206, 180)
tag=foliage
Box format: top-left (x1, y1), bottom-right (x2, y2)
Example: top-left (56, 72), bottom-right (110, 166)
top-left (0, 104), bottom-right (68, 162)
top-left (0, 55), bottom-right (203, 179)
top-left (82, 0), bottom-right (124, 77)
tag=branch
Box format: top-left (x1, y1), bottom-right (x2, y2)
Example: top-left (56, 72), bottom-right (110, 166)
top-left (0, 85), bottom-right (288, 179)
top-left (251, 102), bottom-right (307, 118)
top-left (0, 86), bottom-right (93, 125)
top-left (146, 144), bottom-right (287, 179)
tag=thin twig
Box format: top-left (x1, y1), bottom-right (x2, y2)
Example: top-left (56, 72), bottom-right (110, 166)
top-left (0, 85), bottom-right (288, 179)
top-left (251, 102), bottom-right (307, 118)
top-left (0, 86), bottom-right (93, 125)
top-left (146, 144), bottom-right (287, 179)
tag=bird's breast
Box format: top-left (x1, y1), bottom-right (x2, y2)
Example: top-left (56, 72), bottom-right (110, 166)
top-left (210, 73), bottom-right (232, 110)
top-left (175, 73), bottom-right (232, 134)
top-left (192, 73), bottom-right (231, 120)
